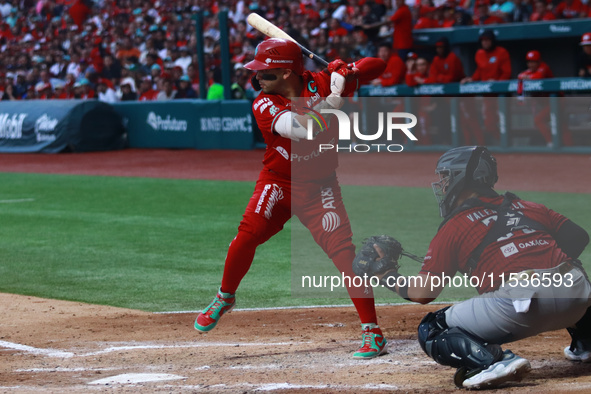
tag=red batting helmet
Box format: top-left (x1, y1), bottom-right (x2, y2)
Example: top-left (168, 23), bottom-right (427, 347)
top-left (526, 50), bottom-right (541, 61)
top-left (244, 38), bottom-right (304, 74)
top-left (581, 32), bottom-right (591, 46)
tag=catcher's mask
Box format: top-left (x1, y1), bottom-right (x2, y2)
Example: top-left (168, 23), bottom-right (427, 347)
top-left (432, 146), bottom-right (498, 218)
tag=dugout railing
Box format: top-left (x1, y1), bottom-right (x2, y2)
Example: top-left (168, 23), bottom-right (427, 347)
top-left (357, 78), bottom-right (591, 154)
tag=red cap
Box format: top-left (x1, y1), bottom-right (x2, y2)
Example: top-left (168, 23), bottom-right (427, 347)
top-left (526, 50), bottom-right (541, 61)
top-left (476, 0), bottom-right (489, 6)
top-left (581, 32), bottom-right (591, 46)
top-left (244, 38), bottom-right (303, 75)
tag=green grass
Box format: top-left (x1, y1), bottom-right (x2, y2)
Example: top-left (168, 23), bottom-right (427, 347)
top-left (0, 172), bottom-right (589, 311)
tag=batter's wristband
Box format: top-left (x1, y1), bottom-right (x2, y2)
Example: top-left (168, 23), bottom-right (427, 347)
top-left (306, 112), bottom-right (325, 132)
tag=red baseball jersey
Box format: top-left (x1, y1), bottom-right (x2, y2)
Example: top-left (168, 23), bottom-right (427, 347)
top-left (379, 54), bottom-right (406, 86)
top-left (429, 51), bottom-right (465, 83)
top-left (517, 61), bottom-right (554, 80)
top-left (252, 70), bottom-right (357, 182)
top-left (472, 46), bottom-right (512, 81)
top-left (420, 195), bottom-right (570, 293)
top-left (389, 4), bottom-right (413, 50)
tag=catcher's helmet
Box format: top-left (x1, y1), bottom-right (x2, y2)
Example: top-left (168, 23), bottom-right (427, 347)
top-left (244, 38), bottom-right (304, 75)
top-left (432, 146), bottom-right (498, 218)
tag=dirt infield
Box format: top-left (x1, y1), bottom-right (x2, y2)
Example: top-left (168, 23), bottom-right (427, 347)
top-left (1, 149), bottom-right (590, 192)
top-left (1, 149), bottom-right (591, 393)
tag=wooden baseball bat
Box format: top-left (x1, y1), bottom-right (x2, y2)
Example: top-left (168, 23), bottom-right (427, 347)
top-left (246, 13), bottom-right (329, 68)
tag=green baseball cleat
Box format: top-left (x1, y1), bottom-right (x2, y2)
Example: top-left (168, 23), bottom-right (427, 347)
top-left (194, 288), bottom-right (236, 332)
top-left (353, 324), bottom-right (388, 359)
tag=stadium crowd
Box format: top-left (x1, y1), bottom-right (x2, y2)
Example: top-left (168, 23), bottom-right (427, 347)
top-left (0, 0), bottom-right (590, 102)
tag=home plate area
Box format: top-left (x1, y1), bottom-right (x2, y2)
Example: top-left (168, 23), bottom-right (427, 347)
top-left (2, 294), bottom-right (591, 393)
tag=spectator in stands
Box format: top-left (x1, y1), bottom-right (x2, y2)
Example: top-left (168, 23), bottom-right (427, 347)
top-left (577, 32), bottom-right (591, 77)
top-left (175, 75), bottom-right (198, 99)
top-left (120, 77), bottom-right (138, 101)
top-left (231, 65), bottom-right (250, 100)
top-left (186, 63), bottom-right (200, 95)
top-left (414, 6), bottom-right (437, 29)
top-left (101, 54), bottom-right (122, 81)
top-left (206, 67), bottom-right (224, 100)
top-left (554, 0), bottom-right (588, 19)
top-left (511, 0), bottom-right (533, 22)
top-left (516, 50), bottom-right (565, 146)
top-left (461, 30), bottom-right (512, 82)
top-left (490, 0), bottom-right (517, 21)
top-left (406, 57), bottom-right (432, 86)
top-left (429, 37), bottom-right (466, 83)
top-left (96, 78), bottom-right (118, 103)
top-left (441, 3), bottom-right (458, 27)
top-left (66, 53), bottom-right (82, 79)
top-left (73, 78), bottom-right (94, 99)
top-left (518, 50), bottom-right (554, 80)
top-left (157, 76), bottom-right (177, 101)
top-left (371, 43), bottom-right (406, 86)
top-left (473, 0), bottom-right (506, 24)
top-left (530, 0), bottom-right (556, 21)
top-left (1, 83), bottom-right (17, 101)
top-left (49, 55), bottom-right (69, 79)
top-left (175, 47), bottom-right (193, 74)
top-left (116, 37), bottom-right (142, 65)
top-left (138, 76), bottom-right (159, 101)
top-left (389, 0), bottom-right (414, 59)
top-left (461, 30), bottom-right (511, 145)
top-left (36, 82), bottom-right (54, 100)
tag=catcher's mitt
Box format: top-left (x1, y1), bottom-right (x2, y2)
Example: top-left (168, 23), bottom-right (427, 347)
top-left (352, 235), bottom-right (402, 277)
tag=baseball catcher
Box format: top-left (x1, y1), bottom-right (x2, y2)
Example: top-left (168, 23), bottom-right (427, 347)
top-left (356, 146), bottom-right (591, 389)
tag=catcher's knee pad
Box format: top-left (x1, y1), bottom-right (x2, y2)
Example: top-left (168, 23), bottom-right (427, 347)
top-left (418, 307), bottom-right (502, 370)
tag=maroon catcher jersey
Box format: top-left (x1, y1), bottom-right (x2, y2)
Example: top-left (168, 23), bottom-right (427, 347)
top-left (420, 195), bottom-right (570, 293)
top-left (252, 70), bottom-right (358, 182)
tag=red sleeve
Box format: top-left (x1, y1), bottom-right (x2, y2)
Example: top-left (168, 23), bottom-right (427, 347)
top-left (390, 7), bottom-right (403, 22)
top-left (498, 48), bottom-right (512, 80)
top-left (554, 2), bottom-right (565, 17)
top-left (472, 51), bottom-right (484, 81)
top-left (405, 72), bottom-right (418, 87)
top-left (419, 226), bottom-right (460, 277)
top-left (428, 61), bottom-right (439, 82)
top-left (340, 57), bottom-right (387, 95)
top-left (252, 94), bottom-right (290, 136)
top-left (351, 57), bottom-right (387, 84)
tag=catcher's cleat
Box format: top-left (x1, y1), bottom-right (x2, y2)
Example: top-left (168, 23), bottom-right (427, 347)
top-left (352, 324), bottom-right (388, 359)
top-left (459, 350), bottom-right (531, 390)
top-left (194, 288), bottom-right (235, 332)
top-left (564, 344), bottom-right (591, 362)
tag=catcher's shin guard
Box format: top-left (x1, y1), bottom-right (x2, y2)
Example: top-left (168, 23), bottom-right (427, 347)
top-left (418, 308), bottom-right (502, 370)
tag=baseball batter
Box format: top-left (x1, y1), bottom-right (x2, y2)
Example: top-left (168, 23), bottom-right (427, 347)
top-left (357, 146), bottom-right (591, 388)
top-left (195, 38), bottom-right (389, 359)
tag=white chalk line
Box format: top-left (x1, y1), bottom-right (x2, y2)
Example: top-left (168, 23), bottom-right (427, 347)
top-left (0, 198), bottom-right (35, 204)
top-left (166, 382), bottom-right (400, 391)
top-left (156, 301), bottom-right (454, 314)
top-left (15, 367), bottom-right (120, 373)
top-left (0, 340), bottom-right (310, 359)
top-left (0, 340), bottom-right (74, 358)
